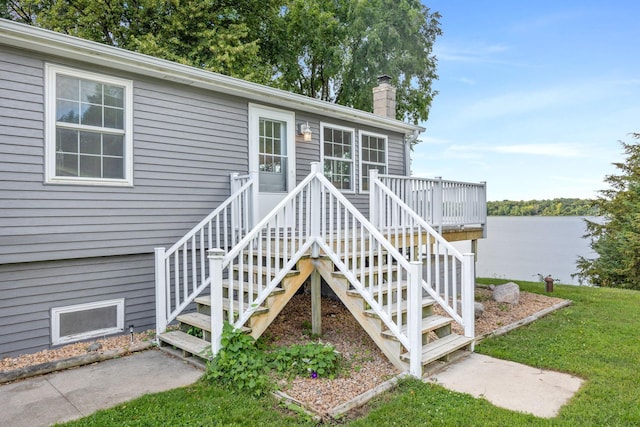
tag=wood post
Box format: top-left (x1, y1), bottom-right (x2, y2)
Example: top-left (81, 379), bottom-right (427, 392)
top-left (462, 252), bottom-right (475, 346)
top-left (408, 260), bottom-right (423, 378)
top-left (208, 248), bottom-right (225, 356)
top-left (311, 270), bottom-right (322, 335)
top-left (154, 247), bottom-right (167, 341)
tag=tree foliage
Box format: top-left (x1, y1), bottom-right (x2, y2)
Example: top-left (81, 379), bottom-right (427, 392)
top-left (487, 198), bottom-right (598, 216)
top-left (1, 0), bottom-right (441, 122)
top-left (272, 0), bottom-right (441, 123)
top-left (3, 0), bottom-right (280, 82)
top-left (575, 134), bottom-right (640, 289)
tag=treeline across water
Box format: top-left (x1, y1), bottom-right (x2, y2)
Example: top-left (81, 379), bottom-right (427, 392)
top-left (487, 198), bottom-right (599, 216)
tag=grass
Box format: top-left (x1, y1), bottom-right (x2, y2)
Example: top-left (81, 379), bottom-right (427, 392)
top-left (61, 280), bottom-right (640, 426)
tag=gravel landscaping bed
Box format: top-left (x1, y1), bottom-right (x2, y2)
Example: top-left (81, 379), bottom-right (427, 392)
top-left (0, 287), bottom-right (567, 415)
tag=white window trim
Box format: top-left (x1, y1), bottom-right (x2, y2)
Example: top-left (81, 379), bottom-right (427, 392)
top-left (359, 130), bottom-right (388, 194)
top-left (45, 63), bottom-right (134, 186)
top-left (51, 298), bottom-right (125, 345)
top-left (320, 122), bottom-right (356, 193)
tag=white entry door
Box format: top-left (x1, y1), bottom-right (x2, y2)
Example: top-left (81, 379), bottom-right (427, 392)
top-left (248, 104), bottom-right (296, 220)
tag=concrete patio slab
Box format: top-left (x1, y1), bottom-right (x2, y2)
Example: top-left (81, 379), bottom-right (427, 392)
top-left (0, 349), bottom-right (203, 427)
top-left (427, 353), bottom-right (583, 418)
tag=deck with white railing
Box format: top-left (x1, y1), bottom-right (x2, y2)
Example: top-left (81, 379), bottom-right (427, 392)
top-left (154, 163), bottom-right (486, 377)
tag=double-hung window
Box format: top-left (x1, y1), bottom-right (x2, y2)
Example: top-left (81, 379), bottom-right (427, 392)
top-left (45, 64), bottom-right (133, 186)
top-left (360, 131), bottom-right (387, 192)
top-left (321, 124), bottom-right (354, 191)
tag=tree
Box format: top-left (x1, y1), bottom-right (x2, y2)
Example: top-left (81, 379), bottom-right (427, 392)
top-left (575, 134), bottom-right (640, 289)
top-left (2, 0), bottom-right (281, 82)
top-left (2, 0), bottom-right (441, 123)
top-left (273, 0), bottom-right (441, 124)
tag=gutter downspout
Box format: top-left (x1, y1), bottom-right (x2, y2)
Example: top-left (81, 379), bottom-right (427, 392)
top-left (404, 129), bottom-right (420, 176)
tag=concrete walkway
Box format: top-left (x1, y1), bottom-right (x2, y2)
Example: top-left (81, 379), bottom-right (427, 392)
top-left (0, 349), bottom-right (203, 427)
top-left (427, 353), bottom-right (584, 418)
top-left (0, 349), bottom-right (584, 426)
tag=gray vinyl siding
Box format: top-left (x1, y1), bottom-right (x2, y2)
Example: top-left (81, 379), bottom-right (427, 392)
top-left (0, 42), bottom-right (410, 357)
top-left (0, 254), bottom-right (155, 357)
top-left (0, 47), bottom-right (249, 265)
top-left (293, 114), bottom-right (406, 217)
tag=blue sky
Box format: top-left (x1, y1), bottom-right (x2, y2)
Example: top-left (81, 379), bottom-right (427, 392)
top-left (414, 1), bottom-right (640, 201)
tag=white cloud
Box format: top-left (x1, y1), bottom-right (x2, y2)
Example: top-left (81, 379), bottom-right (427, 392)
top-left (434, 42), bottom-right (513, 65)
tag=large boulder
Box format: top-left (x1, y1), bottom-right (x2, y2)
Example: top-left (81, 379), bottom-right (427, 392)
top-left (491, 282), bottom-right (520, 305)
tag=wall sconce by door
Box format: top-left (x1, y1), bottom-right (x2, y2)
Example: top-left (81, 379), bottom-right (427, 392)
top-left (297, 121), bottom-right (312, 142)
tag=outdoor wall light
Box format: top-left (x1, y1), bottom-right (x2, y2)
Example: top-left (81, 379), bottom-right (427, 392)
top-left (297, 121), bottom-right (313, 142)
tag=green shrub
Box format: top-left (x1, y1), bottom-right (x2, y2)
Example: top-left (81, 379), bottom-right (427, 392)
top-left (205, 323), bottom-right (342, 397)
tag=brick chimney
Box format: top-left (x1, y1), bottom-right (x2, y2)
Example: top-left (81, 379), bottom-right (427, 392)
top-left (373, 75), bottom-right (396, 119)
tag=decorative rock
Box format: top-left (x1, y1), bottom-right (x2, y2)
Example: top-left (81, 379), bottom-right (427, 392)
top-left (86, 342), bottom-right (103, 352)
top-left (492, 282), bottom-right (520, 305)
top-left (474, 302), bottom-right (485, 319)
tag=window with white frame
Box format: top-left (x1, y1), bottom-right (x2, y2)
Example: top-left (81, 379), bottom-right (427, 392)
top-left (360, 131), bottom-right (387, 192)
top-left (321, 124), bottom-right (354, 191)
top-left (45, 64), bottom-right (133, 186)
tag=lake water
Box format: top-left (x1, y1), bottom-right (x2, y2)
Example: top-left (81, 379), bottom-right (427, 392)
top-left (452, 216), bottom-right (598, 285)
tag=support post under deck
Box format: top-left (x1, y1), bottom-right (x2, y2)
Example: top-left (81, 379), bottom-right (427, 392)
top-left (311, 269), bottom-right (322, 335)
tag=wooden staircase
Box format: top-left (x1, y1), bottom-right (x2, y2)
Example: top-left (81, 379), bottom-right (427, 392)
top-left (314, 256), bottom-right (473, 374)
top-left (154, 165), bottom-right (476, 377)
top-left (158, 246), bottom-right (473, 376)
top-left (157, 254), bottom-right (314, 365)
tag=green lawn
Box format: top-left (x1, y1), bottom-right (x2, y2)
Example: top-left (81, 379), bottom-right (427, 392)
top-left (62, 280), bottom-right (640, 426)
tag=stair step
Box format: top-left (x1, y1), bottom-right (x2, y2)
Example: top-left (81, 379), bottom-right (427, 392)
top-left (234, 264), bottom-right (300, 279)
top-left (363, 297), bottom-right (434, 318)
top-left (400, 334), bottom-right (474, 366)
top-left (381, 315), bottom-right (453, 340)
top-left (177, 312), bottom-right (251, 334)
top-left (223, 279), bottom-right (285, 296)
top-left (346, 282), bottom-right (407, 297)
top-left (158, 330), bottom-right (211, 359)
top-left (194, 296), bottom-right (269, 315)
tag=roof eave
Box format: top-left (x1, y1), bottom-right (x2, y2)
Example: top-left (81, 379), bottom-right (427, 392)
top-left (0, 19), bottom-right (425, 135)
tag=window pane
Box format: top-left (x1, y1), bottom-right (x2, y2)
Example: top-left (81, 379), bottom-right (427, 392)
top-left (56, 128), bottom-right (78, 153)
top-left (104, 85), bottom-right (124, 108)
top-left (324, 142), bottom-right (333, 157)
top-left (57, 76), bottom-right (79, 101)
top-left (57, 100), bottom-right (80, 123)
top-left (56, 153), bottom-right (78, 176)
top-left (79, 155), bottom-right (101, 177)
top-left (104, 107), bottom-right (123, 129)
top-left (81, 80), bottom-right (102, 104)
top-left (103, 134), bottom-right (124, 156)
top-left (103, 157), bottom-right (124, 179)
top-left (80, 131), bottom-right (101, 154)
top-left (81, 103), bottom-right (103, 127)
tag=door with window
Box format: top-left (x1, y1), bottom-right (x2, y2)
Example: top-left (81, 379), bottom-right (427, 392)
top-left (248, 105), bottom-right (296, 221)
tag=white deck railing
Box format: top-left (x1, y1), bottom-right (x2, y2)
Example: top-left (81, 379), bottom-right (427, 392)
top-left (378, 174), bottom-right (486, 234)
top-left (154, 164), bottom-right (479, 378)
top-left (154, 175), bottom-right (254, 334)
top-left (370, 170), bottom-right (475, 339)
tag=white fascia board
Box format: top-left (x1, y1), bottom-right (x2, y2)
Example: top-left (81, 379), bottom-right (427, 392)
top-left (0, 19), bottom-right (424, 136)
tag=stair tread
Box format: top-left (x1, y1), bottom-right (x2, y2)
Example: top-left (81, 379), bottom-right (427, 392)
top-left (158, 330), bottom-right (211, 358)
top-left (400, 334), bottom-right (474, 365)
top-left (363, 297), bottom-right (435, 317)
top-left (222, 279), bottom-right (285, 295)
top-left (194, 296), bottom-right (269, 314)
top-left (346, 282), bottom-right (408, 296)
top-left (177, 312), bottom-right (251, 333)
top-left (234, 264), bottom-right (300, 278)
top-left (381, 315), bottom-right (452, 339)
